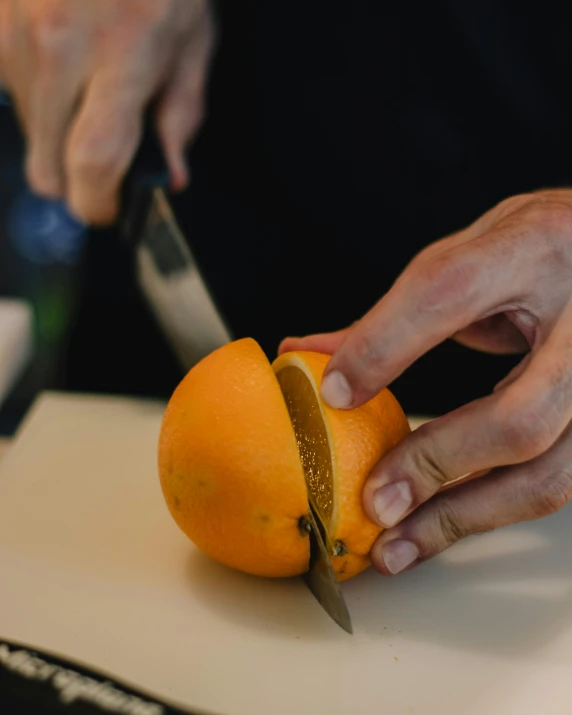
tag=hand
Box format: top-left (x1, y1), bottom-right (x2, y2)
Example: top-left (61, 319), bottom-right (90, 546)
top-left (0, 0), bottom-right (215, 224)
top-left (281, 190), bottom-right (572, 575)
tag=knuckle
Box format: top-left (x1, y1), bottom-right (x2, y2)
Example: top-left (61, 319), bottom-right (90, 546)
top-left (543, 360), bottom-right (572, 415)
top-left (28, 2), bottom-right (74, 56)
top-left (67, 116), bottom-right (139, 187)
top-left (355, 329), bottom-right (383, 369)
top-left (416, 253), bottom-right (480, 315)
top-left (530, 469), bottom-right (572, 517)
top-left (126, 0), bottom-right (173, 28)
top-left (522, 199), bottom-right (572, 237)
top-left (409, 424), bottom-right (451, 486)
top-left (492, 193), bottom-right (536, 223)
top-left (349, 330), bottom-right (386, 391)
top-left (496, 400), bottom-right (556, 461)
top-left (436, 501), bottom-right (468, 546)
top-left (501, 193), bottom-right (535, 211)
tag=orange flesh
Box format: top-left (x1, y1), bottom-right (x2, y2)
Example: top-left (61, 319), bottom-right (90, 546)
top-left (275, 365), bottom-right (334, 529)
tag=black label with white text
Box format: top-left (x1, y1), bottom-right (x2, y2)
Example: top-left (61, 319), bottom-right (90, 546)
top-left (0, 640), bottom-right (214, 715)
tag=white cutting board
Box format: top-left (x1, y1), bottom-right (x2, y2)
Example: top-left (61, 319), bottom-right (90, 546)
top-left (0, 298), bottom-right (33, 408)
top-left (1, 392), bottom-right (572, 715)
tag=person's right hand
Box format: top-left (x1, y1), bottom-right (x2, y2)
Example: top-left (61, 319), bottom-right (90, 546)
top-left (0, 0), bottom-right (215, 224)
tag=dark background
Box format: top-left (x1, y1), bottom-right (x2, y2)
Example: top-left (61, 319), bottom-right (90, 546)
top-left (3, 1), bottom-right (572, 429)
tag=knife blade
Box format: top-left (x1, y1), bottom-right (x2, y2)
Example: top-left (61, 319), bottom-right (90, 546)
top-left (121, 184), bottom-right (233, 371)
top-left (0, 89), bottom-right (232, 373)
top-left (0, 92), bottom-right (354, 633)
top-left (119, 128), bottom-right (232, 372)
top-left (135, 188), bottom-right (233, 370)
top-left (122, 140), bottom-right (354, 634)
top-left (303, 502), bottom-right (354, 635)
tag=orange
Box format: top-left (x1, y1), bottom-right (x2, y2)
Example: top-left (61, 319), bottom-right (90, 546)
top-left (158, 338), bottom-right (410, 582)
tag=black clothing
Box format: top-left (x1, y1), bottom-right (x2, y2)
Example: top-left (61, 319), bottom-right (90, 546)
top-left (64, 2), bottom-right (572, 415)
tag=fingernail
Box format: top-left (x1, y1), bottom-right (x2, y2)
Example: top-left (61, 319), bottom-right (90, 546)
top-left (373, 481), bottom-right (412, 527)
top-left (171, 162), bottom-right (189, 192)
top-left (382, 540), bottom-right (419, 574)
top-left (321, 370), bottom-right (352, 408)
top-left (278, 338), bottom-right (300, 356)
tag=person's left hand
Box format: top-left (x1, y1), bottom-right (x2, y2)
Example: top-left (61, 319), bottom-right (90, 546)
top-left (280, 189), bottom-right (572, 576)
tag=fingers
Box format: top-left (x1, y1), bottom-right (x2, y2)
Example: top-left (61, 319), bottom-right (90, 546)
top-left (278, 329), bottom-right (351, 356)
top-left (64, 70), bottom-right (149, 224)
top-left (2, 0), bottom-right (212, 224)
top-left (25, 42), bottom-right (86, 197)
top-left (156, 57), bottom-right (204, 192)
top-left (64, 13), bottom-right (180, 224)
top-left (65, 3), bottom-right (213, 223)
top-left (361, 331), bottom-right (572, 530)
top-left (26, 71), bottom-right (83, 198)
top-left (493, 352), bottom-right (532, 392)
top-left (64, 12), bottom-right (181, 224)
top-left (1, 0), bottom-right (34, 132)
top-left (370, 427), bottom-right (572, 575)
top-left (0, 1), bottom-right (12, 87)
top-left (156, 11), bottom-right (215, 191)
top-left (319, 224), bottom-right (539, 410)
top-left (3, 0), bottom-right (88, 196)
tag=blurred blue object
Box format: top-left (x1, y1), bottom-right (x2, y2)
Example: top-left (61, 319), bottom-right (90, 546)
top-left (0, 88), bottom-right (87, 266)
top-left (8, 191), bottom-right (87, 266)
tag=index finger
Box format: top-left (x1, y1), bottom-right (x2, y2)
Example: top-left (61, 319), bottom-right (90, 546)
top-left (362, 331), bottom-right (572, 530)
top-left (320, 225), bottom-right (532, 409)
top-left (64, 23), bottom-right (176, 223)
top-left (65, 70), bottom-right (147, 224)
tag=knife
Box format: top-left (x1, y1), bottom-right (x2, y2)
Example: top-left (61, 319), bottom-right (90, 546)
top-left (0, 87), bottom-right (232, 370)
top-left (0, 93), bottom-right (354, 633)
top-left (123, 144), bottom-right (354, 634)
top-left (121, 141), bottom-right (354, 634)
top-left (119, 125), bottom-right (233, 370)
top-left (303, 503), bottom-right (354, 634)
top-left (126, 181), bottom-right (354, 634)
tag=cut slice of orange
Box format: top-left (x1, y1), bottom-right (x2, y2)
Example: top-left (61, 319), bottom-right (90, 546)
top-left (273, 350), bottom-right (410, 581)
top-left (158, 338), bottom-right (410, 582)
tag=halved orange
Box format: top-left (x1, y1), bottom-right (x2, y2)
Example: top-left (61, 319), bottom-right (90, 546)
top-left (158, 338), bottom-right (410, 582)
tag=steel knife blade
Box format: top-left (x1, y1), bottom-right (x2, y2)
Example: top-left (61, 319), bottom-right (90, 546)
top-left (0, 91), bottom-right (353, 633)
top-left (119, 129), bottom-right (233, 373)
top-left (303, 503), bottom-right (354, 635)
top-left (0, 90), bottom-right (232, 373)
top-left (121, 183), bottom-right (232, 371)
top-left (121, 149), bottom-right (354, 634)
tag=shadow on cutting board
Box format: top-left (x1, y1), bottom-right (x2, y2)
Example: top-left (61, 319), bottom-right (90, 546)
top-left (185, 550), bottom-right (345, 641)
top-left (185, 502), bottom-right (572, 657)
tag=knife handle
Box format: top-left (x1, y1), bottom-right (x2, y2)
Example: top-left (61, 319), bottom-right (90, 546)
top-left (0, 89), bottom-right (170, 192)
top-left (119, 110), bottom-right (172, 248)
top-left (0, 89), bottom-right (171, 245)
